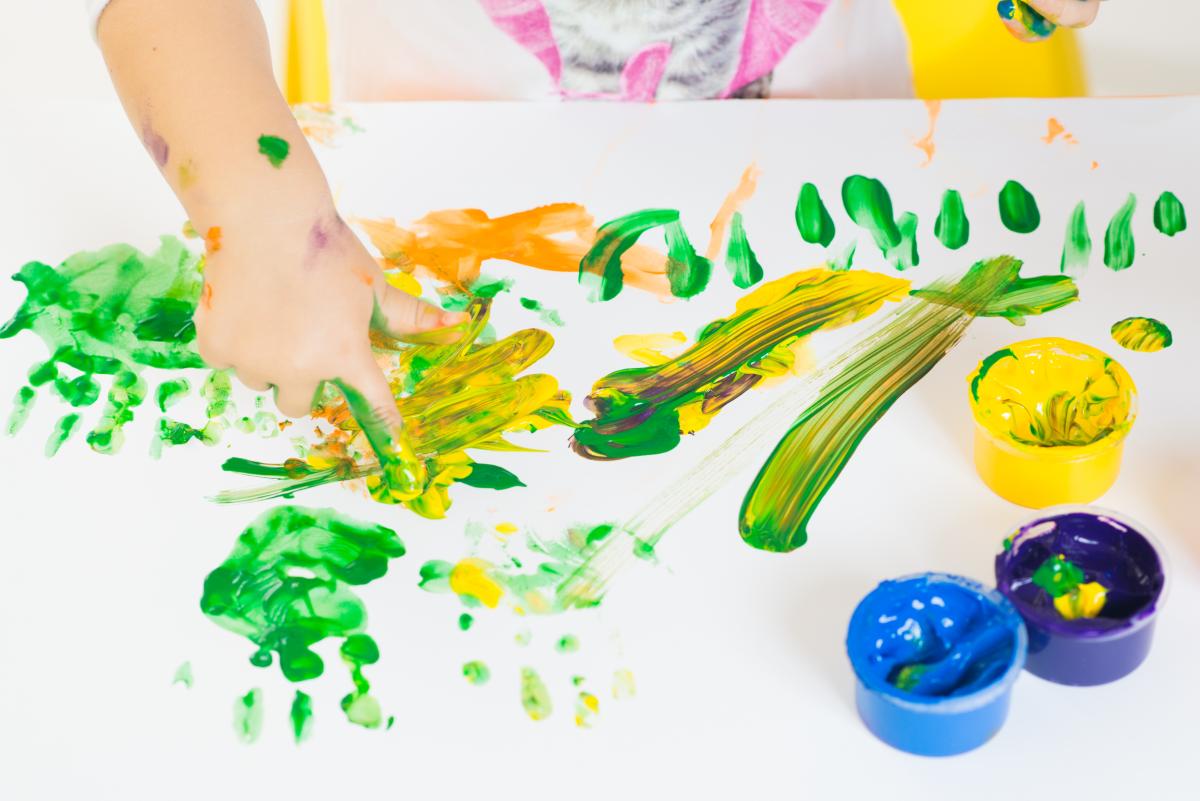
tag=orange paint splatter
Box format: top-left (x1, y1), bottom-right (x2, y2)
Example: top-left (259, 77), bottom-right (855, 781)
top-left (705, 164), bottom-right (760, 261)
top-left (914, 100), bottom-right (942, 167)
top-left (278, 420), bottom-right (293, 431)
top-left (1042, 117), bottom-right (1078, 145)
top-left (1090, 161), bottom-right (1100, 170)
top-left (200, 282), bottom-right (213, 311)
top-left (352, 264), bottom-right (375, 287)
top-left (204, 226), bottom-right (223, 254)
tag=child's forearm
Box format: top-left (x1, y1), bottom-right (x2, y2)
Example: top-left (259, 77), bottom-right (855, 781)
top-left (97, 0), bottom-right (332, 234)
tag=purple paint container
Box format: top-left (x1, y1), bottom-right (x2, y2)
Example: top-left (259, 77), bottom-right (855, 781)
top-left (995, 506), bottom-right (1167, 686)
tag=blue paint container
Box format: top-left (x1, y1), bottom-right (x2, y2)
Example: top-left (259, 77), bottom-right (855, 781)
top-left (846, 573), bottom-right (1027, 757)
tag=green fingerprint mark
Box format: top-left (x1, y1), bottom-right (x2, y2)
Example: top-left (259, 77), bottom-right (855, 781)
top-left (998, 180), bottom-right (1040, 233)
top-left (45, 413), bottom-right (81, 456)
top-left (934, 190), bottom-right (969, 250)
top-left (1104, 194), bottom-right (1138, 271)
top-left (458, 613), bottom-right (474, 631)
top-left (1111, 317), bottom-right (1173, 352)
top-left (796, 183), bottom-right (836, 247)
top-left (520, 667), bottom-right (553, 721)
top-left (340, 634), bottom-right (384, 728)
top-left (887, 212), bottom-right (920, 271)
top-left (7, 385), bottom-right (36, 435)
top-left (556, 634), bottom-right (581, 654)
top-left (172, 661), bottom-right (194, 688)
top-left (842, 175), bottom-right (900, 253)
top-left (234, 688), bottom-right (264, 744)
top-left (1153, 191), bottom-right (1187, 237)
top-left (155, 378), bottom-right (191, 412)
top-left (725, 212), bottom-right (765, 289)
top-left (1060, 201), bottom-right (1092, 276)
top-left (664, 219), bottom-right (712, 299)
top-left (579, 209), bottom-right (680, 301)
top-left (463, 661), bottom-right (491, 686)
top-left (291, 690), bottom-right (314, 744)
top-left (257, 135), bottom-right (290, 168)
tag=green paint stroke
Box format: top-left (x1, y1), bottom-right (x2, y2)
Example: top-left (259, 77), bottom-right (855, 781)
top-left (0, 237), bottom-right (205, 454)
top-left (934, 190), bottom-right (970, 250)
top-left (796, 183), bottom-right (836, 248)
top-left (518, 297), bottom-right (565, 327)
top-left (887, 212), bottom-right (920, 271)
top-left (1111, 316), bottom-right (1173, 352)
top-left (665, 219), bottom-right (712, 299)
top-left (257, 135), bottom-right (291, 168)
top-left (572, 269), bottom-right (910, 460)
top-left (155, 378), bottom-right (191, 412)
top-left (725, 212), bottom-right (765, 289)
top-left (291, 690), bottom-right (314, 744)
top-left (1153, 191), bottom-right (1187, 237)
top-left (1060, 201), bottom-right (1092, 276)
top-left (740, 256), bottom-right (1078, 552)
top-left (458, 462), bottom-right (525, 490)
top-left (520, 667), bottom-right (553, 721)
top-left (201, 506), bottom-right (403, 726)
top-left (579, 209), bottom-right (679, 301)
top-left (45, 413), bottom-right (81, 457)
top-left (458, 612), bottom-right (474, 631)
top-left (842, 175), bottom-right (900, 253)
top-left (7, 385), bottom-right (36, 435)
top-left (998, 180), bottom-right (1040, 234)
top-left (234, 688), bottom-right (264, 744)
top-left (1104, 194), bottom-right (1137, 271)
top-left (172, 661), bottom-right (194, 689)
top-left (830, 241), bottom-right (856, 272)
top-left (463, 660), bottom-right (491, 686)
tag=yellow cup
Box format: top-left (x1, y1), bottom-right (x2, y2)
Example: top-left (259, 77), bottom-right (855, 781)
top-left (967, 338), bottom-right (1137, 508)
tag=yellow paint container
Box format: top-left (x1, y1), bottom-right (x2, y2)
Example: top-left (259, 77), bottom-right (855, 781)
top-left (967, 338), bottom-right (1137, 508)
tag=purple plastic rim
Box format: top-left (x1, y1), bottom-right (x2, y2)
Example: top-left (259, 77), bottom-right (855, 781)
top-left (994, 505), bottom-right (1168, 686)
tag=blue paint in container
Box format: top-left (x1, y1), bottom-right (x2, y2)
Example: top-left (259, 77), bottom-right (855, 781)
top-left (846, 572), bottom-right (1027, 757)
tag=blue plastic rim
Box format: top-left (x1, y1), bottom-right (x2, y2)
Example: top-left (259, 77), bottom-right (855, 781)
top-left (845, 572), bottom-right (1028, 757)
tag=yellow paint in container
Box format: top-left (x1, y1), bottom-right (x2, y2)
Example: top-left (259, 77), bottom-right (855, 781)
top-left (967, 338), bottom-right (1137, 508)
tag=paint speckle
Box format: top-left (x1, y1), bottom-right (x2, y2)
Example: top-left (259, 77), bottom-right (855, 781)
top-left (1041, 117), bottom-right (1077, 145)
top-left (257, 134), bottom-right (291, 168)
top-left (520, 667), bottom-right (552, 720)
top-left (458, 612), bottom-right (474, 631)
top-left (172, 661), bottom-right (193, 688)
top-left (556, 634), bottom-right (580, 654)
top-left (463, 660), bottom-right (491, 686)
top-left (234, 688), bottom-right (264, 744)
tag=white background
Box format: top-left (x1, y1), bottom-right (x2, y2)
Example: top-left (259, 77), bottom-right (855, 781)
top-left (1, 98), bottom-right (1199, 799)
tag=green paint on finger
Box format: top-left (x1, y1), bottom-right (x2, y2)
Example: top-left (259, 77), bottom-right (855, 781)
top-left (934, 189), bottom-right (969, 250)
top-left (1111, 316), bottom-right (1173, 352)
top-left (1153, 191), bottom-right (1187, 237)
top-left (998, 180), bottom-right (1040, 233)
top-left (842, 175), bottom-right (900, 252)
top-left (463, 660), bottom-right (491, 685)
top-left (234, 688), bottom-right (264, 744)
top-left (796, 182), bottom-right (836, 248)
top-left (1104, 194), bottom-right (1137, 271)
top-left (291, 690), bottom-right (314, 743)
top-left (1060, 201), bottom-right (1092, 276)
top-left (257, 135), bottom-right (291, 168)
top-left (520, 667), bottom-right (552, 720)
top-left (725, 212), bottom-right (764, 289)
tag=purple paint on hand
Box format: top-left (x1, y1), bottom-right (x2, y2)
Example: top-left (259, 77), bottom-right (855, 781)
top-left (141, 122), bottom-right (170, 168)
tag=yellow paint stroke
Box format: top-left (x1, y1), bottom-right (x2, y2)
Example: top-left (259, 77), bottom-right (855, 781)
top-left (495, 522), bottom-right (519, 535)
top-left (706, 164), bottom-right (761, 261)
top-left (357, 205), bottom-right (671, 297)
top-left (449, 558), bottom-right (504, 608)
top-left (914, 99), bottom-right (942, 166)
top-left (1042, 116), bottom-right (1078, 145)
top-left (612, 331), bottom-right (690, 366)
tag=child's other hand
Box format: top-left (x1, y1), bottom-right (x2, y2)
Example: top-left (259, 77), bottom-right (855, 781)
top-left (193, 206), bottom-right (466, 425)
top-left (1000, 0), bottom-right (1101, 42)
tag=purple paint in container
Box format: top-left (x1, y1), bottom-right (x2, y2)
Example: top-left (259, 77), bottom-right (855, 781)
top-left (995, 506), bottom-right (1167, 686)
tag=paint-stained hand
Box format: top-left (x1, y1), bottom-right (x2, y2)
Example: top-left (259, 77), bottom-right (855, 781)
top-left (999, 0), bottom-right (1102, 42)
top-left (192, 209), bottom-right (468, 495)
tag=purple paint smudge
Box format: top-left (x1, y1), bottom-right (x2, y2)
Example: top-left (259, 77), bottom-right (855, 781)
top-left (141, 122), bottom-right (170, 168)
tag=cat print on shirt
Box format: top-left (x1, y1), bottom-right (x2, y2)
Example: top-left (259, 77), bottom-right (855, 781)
top-left (542, 0), bottom-right (771, 99)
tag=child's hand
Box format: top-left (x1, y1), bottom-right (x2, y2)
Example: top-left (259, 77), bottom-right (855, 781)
top-left (1000, 0), bottom-right (1101, 42)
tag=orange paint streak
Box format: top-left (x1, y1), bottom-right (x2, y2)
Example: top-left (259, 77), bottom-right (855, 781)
top-left (705, 164), bottom-right (761, 261)
top-left (357, 204), bottom-right (671, 298)
top-left (204, 226), bottom-right (223, 254)
top-left (914, 100), bottom-right (942, 167)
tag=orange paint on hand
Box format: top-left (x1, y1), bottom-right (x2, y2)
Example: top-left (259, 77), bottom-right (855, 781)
top-left (200, 282), bottom-right (213, 311)
top-left (914, 99), bottom-right (942, 167)
top-left (705, 164), bottom-right (761, 261)
top-left (204, 226), bottom-right (223, 254)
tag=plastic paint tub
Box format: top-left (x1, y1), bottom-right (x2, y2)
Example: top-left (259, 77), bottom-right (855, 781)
top-left (967, 338), bottom-right (1137, 508)
top-left (846, 573), bottom-right (1027, 757)
top-left (995, 506), bottom-right (1167, 686)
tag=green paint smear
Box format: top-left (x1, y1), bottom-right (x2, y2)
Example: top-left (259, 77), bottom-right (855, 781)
top-left (1111, 316), bottom-right (1173, 352)
top-left (7, 385), bottom-right (36, 435)
top-left (1104, 194), bottom-right (1137, 271)
top-left (830, 241), bottom-right (856, 272)
top-left (172, 661), bottom-right (193, 689)
top-left (1153, 191), bottom-right (1187, 237)
top-left (556, 634), bottom-right (580, 654)
top-left (1032, 554), bottom-right (1086, 598)
top-left (579, 209), bottom-right (679, 301)
top-left (463, 660), bottom-right (491, 686)
top-left (458, 612), bottom-right (474, 631)
top-left (257, 135), bottom-right (291, 168)
top-left (45, 413), bottom-right (81, 456)
top-left (887, 212), bottom-right (920, 271)
top-left (1060, 201), bottom-right (1092, 276)
top-left (842, 175), bottom-right (900, 252)
top-left (934, 190), bottom-right (969, 250)
top-left (573, 269), bottom-right (908, 460)
top-left (998, 180), bottom-right (1040, 234)
top-left (725, 212), bottom-right (765, 289)
top-left (458, 462), bottom-right (525, 491)
top-left (740, 256), bottom-right (1078, 552)
top-left (201, 506), bottom-right (402, 726)
top-left (519, 297), bottom-right (565, 327)
top-left (155, 378), bottom-right (191, 412)
top-left (520, 667), bottom-right (552, 721)
top-left (0, 237), bottom-right (205, 454)
top-left (911, 274), bottom-right (1078, 325)
top-left (796, 183), bottom-right (836, 248)
top-left (291, 690), bottom-right (314, 743)
top-left (234, 688), bottom-right (264, 744)
top-left (665, 220), bottom-right (712, 299)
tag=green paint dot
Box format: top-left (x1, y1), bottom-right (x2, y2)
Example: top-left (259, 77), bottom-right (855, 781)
top-left (556, 634), bottom-right (580, 654)
top-left (1153, 191), bottom-right (1187, 236)
top-left (934, 189), bottom-right (969, 250)
top-left (234, 688), bottom-right (264, 744)
top-left (458, 613), bottom-right (474, 631)
top-left (796, 182), bottom-right (836, 248)
top-left (1104, 194), bottom-right (1138, 271)
top-left (462, 660), bottom-right (491, 686)
top-left (257, 135), bottom-right (291, 168)
top-left (998, 180), bottom-right (1041, 234)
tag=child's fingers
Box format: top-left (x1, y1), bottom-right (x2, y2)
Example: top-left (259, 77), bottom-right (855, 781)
top-left (371, 280), bottom-right (469, 340)
top-left (1025, 0), bottom-right (1101, 28)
